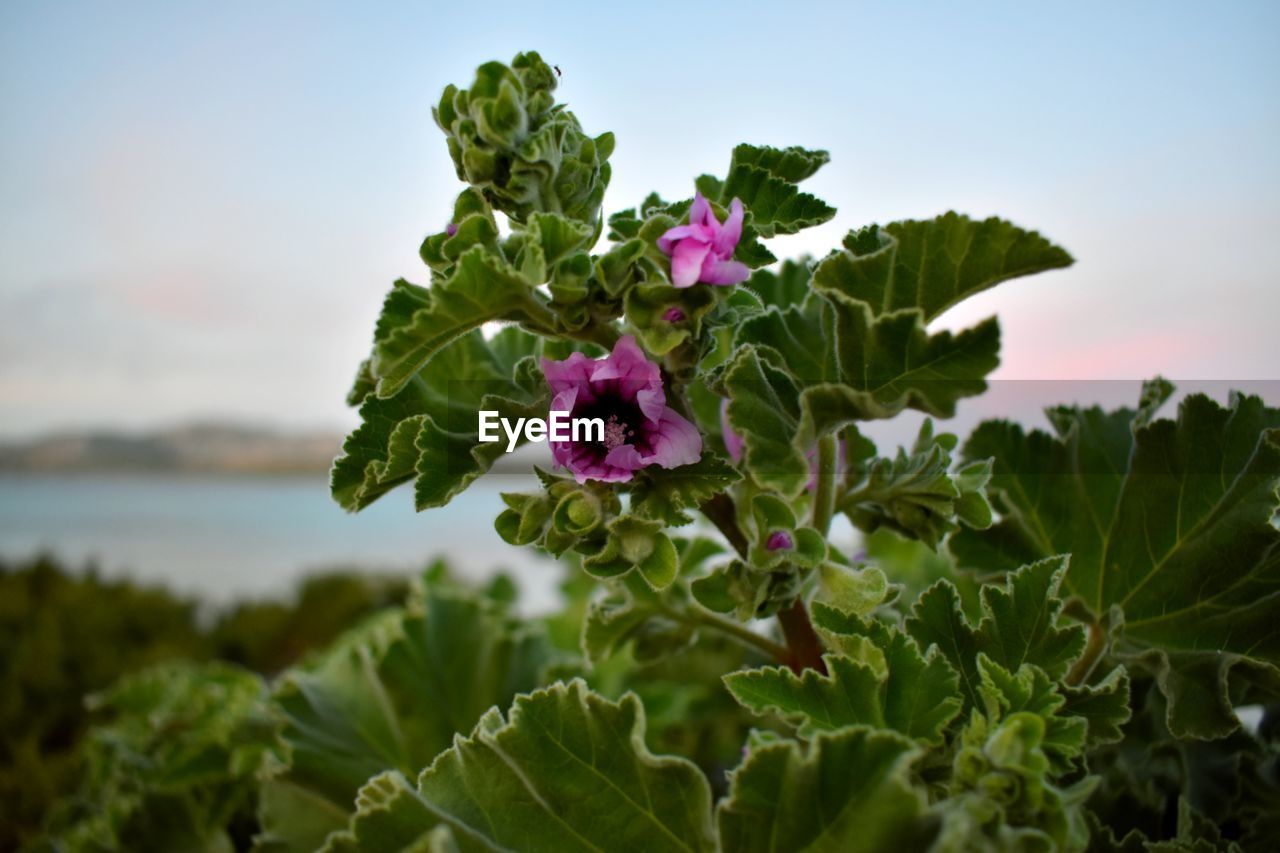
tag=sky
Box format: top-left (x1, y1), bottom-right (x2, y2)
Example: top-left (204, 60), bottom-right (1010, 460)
top-left (1, 0), bottom-right (1278, 437)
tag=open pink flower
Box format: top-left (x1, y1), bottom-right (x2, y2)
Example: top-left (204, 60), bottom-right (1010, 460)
top-left (541, 336), bottom-right (702, 483)
top-left (657, 192), bottom-right (750, 287)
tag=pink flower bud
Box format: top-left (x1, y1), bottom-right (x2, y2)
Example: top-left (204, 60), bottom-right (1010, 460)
top-left (766, 531), bottom-right (794, 551)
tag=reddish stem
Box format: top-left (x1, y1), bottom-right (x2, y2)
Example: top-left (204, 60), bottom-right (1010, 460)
top-left (778, 599), bottom-right (827, 675)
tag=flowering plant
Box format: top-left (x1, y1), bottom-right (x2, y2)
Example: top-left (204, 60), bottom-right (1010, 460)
top-left (47, 50), bottom-right (1280, 852)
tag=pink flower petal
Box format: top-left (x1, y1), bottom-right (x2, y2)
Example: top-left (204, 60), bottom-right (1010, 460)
top-left (713, 198), bottom-right (744, 256)
top-left (571, 456), bottom-right (636, 483)
top-left (689, 192), bottom-right (713, 227)
top-left (671, 239), bottom-right (712, 287)
top-left (635, 387), bottom-right (666, 424)
top-left (699, 257), bottom-right (751, 286)
top-left (591, 335), bottom-right (662, 402)
top-left (540, 352), bottom-right (596, 397)
top-left (641, 407), bottom-right (702, 469)
top-left (657, 224), bottom-right (697, 255)
top-left (603, 443), bottom-right (644, 471)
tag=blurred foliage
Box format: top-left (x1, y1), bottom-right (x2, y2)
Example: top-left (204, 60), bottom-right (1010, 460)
top-left (39, 662), bottom-right (273, 852)
top-left (0, 555), bottom-right (408, 850)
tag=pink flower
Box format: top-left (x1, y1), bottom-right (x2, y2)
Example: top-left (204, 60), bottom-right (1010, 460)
top-left (657, 192), bottom-right (750, 287)
top-left (541, 336), bottom-right (702, 483)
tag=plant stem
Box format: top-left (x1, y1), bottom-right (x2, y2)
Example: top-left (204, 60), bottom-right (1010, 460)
top-left (811, 434), bottom-right (838, 535)
top-left (1066, 620), bottom-right (1108, 686)
top-left (778, 599), bottom-right (828, 675)
top-left (698, 490), bottom-right (826, 672)
top-left (688, 608), bottom-right (790, 663)
top-left (699, 493), bottom-right (749, 558)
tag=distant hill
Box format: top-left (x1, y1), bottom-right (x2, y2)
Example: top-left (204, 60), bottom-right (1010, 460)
top-left (0, 423), bottom-right (345, 474)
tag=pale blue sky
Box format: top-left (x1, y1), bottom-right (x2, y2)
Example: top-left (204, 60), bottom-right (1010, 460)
top-left (2, 1), bottom-right (1278, 436)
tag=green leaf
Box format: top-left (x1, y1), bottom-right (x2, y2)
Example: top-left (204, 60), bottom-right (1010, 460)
top-left (412, 680), bottom-right (716, 852)
top-left (819, 292), bottom-right (1002, 419)
top-left (264, 584), bottom-right (556, 845)
top-left (690, 559), bottom-right (803, 621)
top-left (320, 771), bottom-right (444, 853)
top-left (581, 516), bottom-right (679, 589)
top-left (332, 327), bottom-right (546, 512)
top-left (942, 710), bottom-right (1097, 851)
top-left (625, 280), bottom-right (719, 356)
top-left (716, 727), bottom-right (937, 852)
top-left (841, 420), bottom-right (994, 549)
top-left (729, 143), bottom-right (831, 183)
top-left (724, 633), bottom-right (962, 743)
top-left (420, 211), bottom-right (501, 274)
top-left (744, 257), bottom-right (814, 309)
top-left (906, 556), bottom-right (1086, 708)
top-left (722, 297), bottom-right (1001, 497)
top-left (515, 212), bottom-right (595, 283)
top-left (582, 575), bottom-right (696, 666)
top-left (975, 654), bottom-right (1087, 769)
top-left (371, 247), bottom-right (545, 399)
top-left (734, 297), bottom-right (835, 384)
top-left (812, 212), bottom-right (1073, 322)
top-left (628, 454), bottom-right (741, 526)
top-left (951, 385), bottom-right (1280, 738)
top-left (813, 563), bottom-right (894, 617)
top-left (715, 144), bottom-right (836, 238)
top-left (720, 346), bottom-right (811, 495)
top-left (44, 662), bottom-right (269, 853)
top-left (1060, 666), bottom-right (1132, 748)
top-left (580, 538), bottom-right (724, 665)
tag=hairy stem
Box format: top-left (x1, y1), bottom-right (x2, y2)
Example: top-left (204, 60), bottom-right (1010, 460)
top-left (811, 434), bottom-right (838, 535)
top-left (778, 599), bottom-right (828, 675)
top-left (699, 493), bottom-right (749, 558)
top-left (1066, 620), bottom-right (1108, 686)
top-left (687, 608), bottom-right (790, 663)
top-left (699, 482), bottom-right (827, 673)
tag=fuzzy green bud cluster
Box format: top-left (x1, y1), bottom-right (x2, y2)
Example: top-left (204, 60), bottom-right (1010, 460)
top-left (433, 51), bottom-right (614, 229)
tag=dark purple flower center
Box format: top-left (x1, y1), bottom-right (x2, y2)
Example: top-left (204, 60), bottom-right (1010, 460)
top-left (575, 397), bottom-right (649, 456)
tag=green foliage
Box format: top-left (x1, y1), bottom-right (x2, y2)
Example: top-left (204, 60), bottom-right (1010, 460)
top-left (717, 727), bottom-right (938, 852)
top-left (333, 327), bottom-right (548, 511)
top-left (723, 637), bottom-right (963, 743)
top-left (41, 662), bottom-right (271, 852)
top-left (0, 557), bottom-right (212, 849)
top-left (951, 382), bottom-right (1280, 739)
top-left (711, 143), bottom-right (836, 238)
top-left (433, 51), bottom-right (613, 227)
top-left (0, 557), bottom-right (407, 850)
top-left (409, 679), bottom-right (715, 851)
top-left (28, 48), bottom-right (1280, 853)
top-left (840, 420), bottom-right (993, 548)
top-left (811, 212), bottom-right (1073, 322)
top-left (260, 577), bottom-right (558, 850)
top-left (906, 557), bottom-right (1087, 707)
